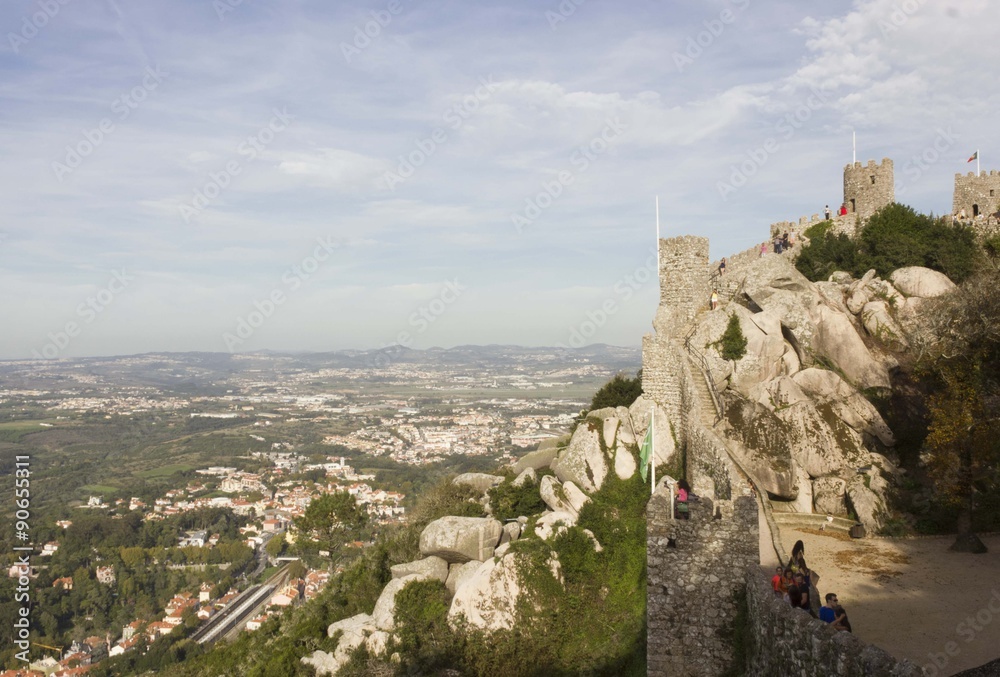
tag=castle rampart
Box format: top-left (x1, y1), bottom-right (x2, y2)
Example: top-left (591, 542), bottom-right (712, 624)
top-left (658, 235), bottom-right (710, 335)
top-left (844, 158), bottom-right (894, 225)
top-left (953, 170), bottom-right (1000, 219)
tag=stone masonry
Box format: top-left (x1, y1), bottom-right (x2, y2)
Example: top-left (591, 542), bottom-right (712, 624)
top-left (843, 158), bottom-right (894, 224)
top-left (647, 492), bottom-right (759, 677)
top-left (745, 567), bottom-right (924, 676)
top-left (658, 235), bottom-right (710, 333)
top-left (953, 170), bottom-right (1000, 219)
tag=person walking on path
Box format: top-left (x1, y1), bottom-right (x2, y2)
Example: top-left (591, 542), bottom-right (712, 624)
top-left (710, 290), bottom-right (719, 311)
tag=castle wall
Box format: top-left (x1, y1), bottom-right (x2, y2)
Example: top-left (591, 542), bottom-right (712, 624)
top-left (844, 158), bottom-right (894, 224)
top-left (647, 494), bottom-right (759, 677)
top-left (744, 567), bottom-right (924, 676)
top-left (658, 236), bottom-right (710, 334)
top-left (642, 332), bottom-right (686, 441)
top-left (953, 170), bottom-right (1000, 218)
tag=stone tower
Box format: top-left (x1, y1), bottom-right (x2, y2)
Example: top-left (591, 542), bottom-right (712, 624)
top-left (843, 158), bottom-right (894, 222)
top-left (953, 170), bottom-right (1000, 218)
top-left (656, 235), bottom-right (710, 337)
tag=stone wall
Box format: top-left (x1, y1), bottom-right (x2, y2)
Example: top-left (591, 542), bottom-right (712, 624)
top-left (642, 332), bottom-right (686, 441)
top-left (647, 494), bottom-right (759, 677)
top-left (659, 235), bottom-right (710, 333)
top-left (744, 566), bottom-right (925, 676)
top-left (953, 170), bottom-right (1000, 219)
top-left (844, 158), bottom-right (894, 224)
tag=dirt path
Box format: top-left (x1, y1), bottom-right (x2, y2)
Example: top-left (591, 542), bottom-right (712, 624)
top-left (780, 529), bottom-right (1000, 676)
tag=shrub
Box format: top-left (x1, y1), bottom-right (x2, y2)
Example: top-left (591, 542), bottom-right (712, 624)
top-left (589, 371), bottom-right (643, 411)
top-left (488, 476), bottom-right (546, 522)
top-left (718, 314), bottom-right (748, 361)
top-left (795, 202), bottom-right (979, 283)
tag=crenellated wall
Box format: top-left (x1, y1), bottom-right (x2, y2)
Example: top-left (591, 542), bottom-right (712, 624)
top-left (953, 170), bottom-right (1000, 219)
top-left (844, 158), bottom-right (894, 224)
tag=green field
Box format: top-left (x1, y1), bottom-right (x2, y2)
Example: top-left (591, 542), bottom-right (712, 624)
top-left (0, 419), bottom-right (61, 442)
top-left (80, 484), bottom-right (119, 494)
top-left (137, 463), bottom-right (196, 478)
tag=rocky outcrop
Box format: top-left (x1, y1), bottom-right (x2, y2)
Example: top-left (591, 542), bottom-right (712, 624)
top-left (538, 475), bottom-right (589, 517)
top-left (448, 552), bottom-right (561, 632)
top-left (445, 560), bottom-right (483, 596)
top-left (890, 266), bottom-right (956, 298)
top-left (304, 612), bottom-right (382, 675)
top-left (453, 473), bottom-right (504, 495)
top-left (512, 445), bottom-right (561, 474)
top-left (372, 574), bottom-right (426, 631)
top-left (390, 556), bottom-right (449, 583)
top-left (534, 510), bottom-right (578, 540)
top-left (419, 516), bottom-right (503, 563)
top-left (552, 418), bottom-right (608, 493)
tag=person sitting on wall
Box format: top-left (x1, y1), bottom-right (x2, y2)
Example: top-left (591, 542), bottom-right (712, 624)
top-left (793, 573), bottom-right (813, 615)
top-left (771, 566), bottom-right (786, 598)
top-left (839, 203), bottom-right (848, 216)
top-left (781, 569), bottom-right (795, 602)
top-left (675, 479), bottom-right (691, 519)
top-left (788, 539), bottom-right (805, 572)
top-left (820, 593), bottom-right (851, 631)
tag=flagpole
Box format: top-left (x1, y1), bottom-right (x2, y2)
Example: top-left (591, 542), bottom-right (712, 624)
top-left (978, 150), bottom-right (981, 177)
top-left (650, 411), bottom-right (655, 492)
top-left (852, 130), bottom-right (856, 164)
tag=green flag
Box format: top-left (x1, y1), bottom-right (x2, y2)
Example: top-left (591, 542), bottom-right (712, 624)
top-left (639, 419), bottom-right (653, 481)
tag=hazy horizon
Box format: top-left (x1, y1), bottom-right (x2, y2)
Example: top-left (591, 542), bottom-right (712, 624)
top-left (2, 0), bottom-right (997, 360)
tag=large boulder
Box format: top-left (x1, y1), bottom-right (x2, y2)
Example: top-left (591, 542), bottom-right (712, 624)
top-left (448, 552), bottom-right (560, 632)
top-left (552, 420), bottom-right (608, 493)
top-left (512, 467), bottom-right (537, 488)
top-left (811, 304), bottom-right (890, 390)
top-left (306, 613), bottom-right (381, 674)
top-left (774, 401), bottom-right (868, 479)
top-left (846, 472), bottom-right (889, 532)
top-left (792, 368), bottom-right (895, 446)
top-left (390, 556), bottom-right (448, 583)
top-left (813, 476), bottom-right (847, 515)
top-left (628, 396), bottom-right (676, 466)
top-left (538, 475), bottom-right (590, 516)
top-left (534, 510), bottom-right (579, 540)
top-left (722, 396), bottom-right (798, 499)
top-left (419, 516), bottom-right (503, 563)
top-left (614, 444), bottom-right (637, 479)
top-left (372, 574), bottom-right (426, 631)
top-left (890, 267), bottom-right (956, 299)
top-left (513, 446), bottom-right (560, 474)
top-left (860, 300), bottom-right (907, 351)
top-left (453, 473), bottom-right (504, 495)
top-left (445, 560), bottom-right (483, 596)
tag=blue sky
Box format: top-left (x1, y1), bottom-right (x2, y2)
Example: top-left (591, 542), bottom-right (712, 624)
top-left (1, 0), bottom-right (997, 359)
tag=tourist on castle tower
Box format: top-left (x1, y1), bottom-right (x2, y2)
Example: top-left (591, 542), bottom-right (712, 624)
top-left (825, 204), bottom-right (831, 220)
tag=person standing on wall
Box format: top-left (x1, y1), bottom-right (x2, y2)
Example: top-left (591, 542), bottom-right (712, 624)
top-left (825, 204), bottom-right (831, 220)
top-left (710, 290), bottom-right (719, 311)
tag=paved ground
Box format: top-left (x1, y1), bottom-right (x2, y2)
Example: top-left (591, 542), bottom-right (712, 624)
top-left (779, 528), bottom-right (1000, 677)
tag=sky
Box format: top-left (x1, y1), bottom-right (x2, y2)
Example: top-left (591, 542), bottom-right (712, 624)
top-left (0, 0), bottom-right (997, 360)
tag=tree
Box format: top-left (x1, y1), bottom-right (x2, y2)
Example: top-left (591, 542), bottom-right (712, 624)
top-left (294, 492), bottom-right (367, 563)
top-left (921, 268), bottom-right (1000, 551)
top-left (589, 371), bottom-right (643, 411)
top-left (718, 313), bottom-right (747, 361)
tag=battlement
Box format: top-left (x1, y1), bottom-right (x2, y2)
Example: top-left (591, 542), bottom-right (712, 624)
top-left (956, 170), bottom-right (1000, 178)
top-left (657, 236), bottom-right (709, 337)
top-left (843, 157), bottom-right (894, 224)
top-left (953, 169), bottom-right (1000, 219)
